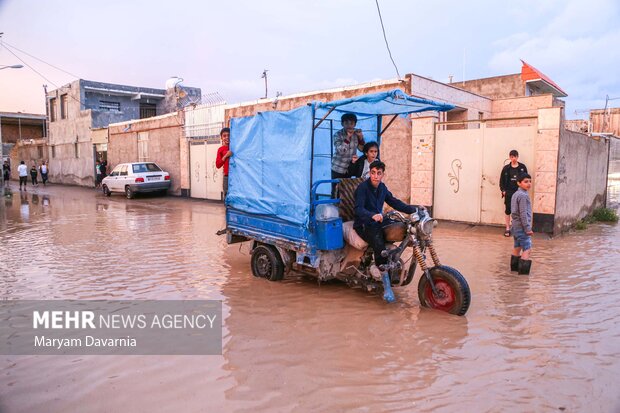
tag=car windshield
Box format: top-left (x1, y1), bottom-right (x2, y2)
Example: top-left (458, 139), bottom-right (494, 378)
top-left (132, 163), bottom-right (162, 173)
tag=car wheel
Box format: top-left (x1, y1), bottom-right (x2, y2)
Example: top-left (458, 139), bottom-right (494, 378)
top-left (103, 185), bottom-right (111, 197)
top-left (125, 186), bottom-right (134, 199)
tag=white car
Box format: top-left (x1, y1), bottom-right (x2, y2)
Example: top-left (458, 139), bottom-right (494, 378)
top-left (102, 162), bottom-right (171, 199)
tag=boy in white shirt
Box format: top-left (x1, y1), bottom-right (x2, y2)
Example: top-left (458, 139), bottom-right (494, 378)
top-left (17, 161), bottom-right (28, 191)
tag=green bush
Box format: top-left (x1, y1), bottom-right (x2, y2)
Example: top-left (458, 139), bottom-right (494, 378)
top-left (583, 215), bottom-right (596, 224)
top-left (592, 207), bottom-right (619, 223)
top-left (575, 220), bottom-right (588, 230)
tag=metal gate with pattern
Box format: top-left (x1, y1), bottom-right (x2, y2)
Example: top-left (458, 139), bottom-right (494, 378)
top-left (433, 121), bottom-right (536, 225)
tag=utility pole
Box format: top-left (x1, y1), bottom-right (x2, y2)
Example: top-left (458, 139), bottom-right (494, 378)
top-left (261, 69), bottom-right (269, 99)
top-left (43, 84), bottom-right (49, 138)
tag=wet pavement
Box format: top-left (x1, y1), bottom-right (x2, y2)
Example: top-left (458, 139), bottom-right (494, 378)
top-left (1, 183), bottom-right (619, 413)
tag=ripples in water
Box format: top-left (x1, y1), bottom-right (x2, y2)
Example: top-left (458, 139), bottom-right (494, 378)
top-left (1, 185), bottom-right (619, 412)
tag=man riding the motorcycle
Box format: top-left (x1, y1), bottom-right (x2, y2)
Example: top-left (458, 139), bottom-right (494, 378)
top-left (353, 160), bottom-right (423, 303)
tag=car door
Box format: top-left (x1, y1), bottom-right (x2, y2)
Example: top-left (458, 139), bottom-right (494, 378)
top-left (118, 164), bottom-right (129, 191)
top-left (106, 166), bottom-right (122, 191)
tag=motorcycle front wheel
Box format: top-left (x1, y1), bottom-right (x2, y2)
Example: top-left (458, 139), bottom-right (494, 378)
top-left (417, 265), bottom-right (471, 316)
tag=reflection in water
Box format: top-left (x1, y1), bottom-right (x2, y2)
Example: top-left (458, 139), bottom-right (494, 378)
top-left (0, 185), bottom-right (619, 412)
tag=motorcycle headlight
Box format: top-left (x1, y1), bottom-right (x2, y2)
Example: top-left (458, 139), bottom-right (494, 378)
top-left (419, 216), bottom-right (436, 236)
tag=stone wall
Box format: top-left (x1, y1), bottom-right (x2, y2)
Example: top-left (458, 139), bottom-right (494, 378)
top-left (491, 95), bottom-right (554, 128)
top-left (531, 107), bottom-right (561, 232)
top-left (450, 74), bottom-right (524, 99)
top-left (554, 130), bottom-right (609, 234)
top-left (410, 116), bottom-right (437, 207)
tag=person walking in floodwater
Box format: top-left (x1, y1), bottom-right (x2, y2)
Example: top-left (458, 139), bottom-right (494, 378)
top-left (95, 160), bottom-right (102, 188)
top-left (500, 149), bottom-right (528, 237)
top-left (17, 161), bottom-right (28, 191)
top-left (216, 127), bottom-right (232, 199)
top-left (30, 162), bottom-right (39, 187)
top-left (39, 161), bottom-right (49, 186)
top-left (3, 160), bottom-right (10, 188)
top-left (510, 173), bottom-right (533, 275)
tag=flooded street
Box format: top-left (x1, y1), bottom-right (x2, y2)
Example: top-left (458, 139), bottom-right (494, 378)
top-left (1, 184), bottom-right (619, 413)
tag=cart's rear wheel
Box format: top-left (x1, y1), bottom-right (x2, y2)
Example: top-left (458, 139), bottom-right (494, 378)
top-left (251, 245), bottom-right (284, 281)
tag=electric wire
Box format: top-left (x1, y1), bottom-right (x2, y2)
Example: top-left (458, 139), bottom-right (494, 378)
top-left (2, 41), bottom-right (80, 79)
top-left (375, 0), bottom-right (401, 80)
top-left (1, 42), bottom-right (84, 108)
top-left (2, 44), bottom-right (60, 89)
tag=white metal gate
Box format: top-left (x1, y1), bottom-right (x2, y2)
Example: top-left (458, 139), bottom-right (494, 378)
top-left (434, 122), bottom-right (536, 225)
top-left (185, 103), bottom-right (226, 201)
top-left (190, 140), bottom-right (224, 200)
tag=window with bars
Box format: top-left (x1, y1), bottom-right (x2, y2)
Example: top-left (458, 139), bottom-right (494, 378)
top-left (140, 103), bottom-right (157, 119)
top-left (138, 132), bottom-right (149, 162)
top-left (99, 100), bottom-right (121, 112)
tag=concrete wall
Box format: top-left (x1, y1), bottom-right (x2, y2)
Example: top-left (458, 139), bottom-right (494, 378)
top-left (80, 80), bottom-right (166, 126)
top-left (108, 112), bottom-right (183, 195)
top-left (409, 74), bottom-right (492, 116)
top-left (554, 130), bottom-right (609, 234)
top-left (450, 74), bottom-right (524, 99)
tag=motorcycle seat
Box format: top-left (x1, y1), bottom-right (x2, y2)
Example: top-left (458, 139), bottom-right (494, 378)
top-left (342, 220), bottom-right (368, 250)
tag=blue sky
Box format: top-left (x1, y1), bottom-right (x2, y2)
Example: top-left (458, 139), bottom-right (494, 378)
top-left (1, 0), bottom-right (618, 119)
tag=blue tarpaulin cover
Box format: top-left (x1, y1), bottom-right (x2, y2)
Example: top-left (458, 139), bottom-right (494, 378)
top-left (314, 89), bottom-right (454, 115)
top-left (227, 89), bottom-right (454, 226)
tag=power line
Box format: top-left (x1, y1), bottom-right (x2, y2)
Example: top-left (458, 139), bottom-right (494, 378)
top-left (375, 0), bottom-right (401, 80)
top-left (2, 44), bottom-right (60, 89)
top-left (2, 43), bottom-right (83, 108)
top-left (1, 41), bottom-right (80, 79)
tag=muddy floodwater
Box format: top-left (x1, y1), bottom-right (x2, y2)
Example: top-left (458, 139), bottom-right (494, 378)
top-left (1, 184), bottom-right (619, 413)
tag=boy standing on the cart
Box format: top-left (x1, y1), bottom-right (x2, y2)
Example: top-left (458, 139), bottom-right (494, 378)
top-left (353, 160), bottom-right (420, 303)
top-left (331, 113), bottom-right (365, 180)
top-left (510, 173), bottom-right (533, 275)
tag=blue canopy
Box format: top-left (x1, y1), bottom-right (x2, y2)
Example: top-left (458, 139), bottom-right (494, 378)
top-left (314, 89), bottom-right (454, 116)
top-left (228, 89), bottom-right (454, 227)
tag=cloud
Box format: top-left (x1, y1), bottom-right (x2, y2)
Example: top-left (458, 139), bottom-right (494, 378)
top-left (489, 0), bottom-right (620, 117)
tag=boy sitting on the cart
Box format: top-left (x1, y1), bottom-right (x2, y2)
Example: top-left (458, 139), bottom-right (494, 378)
top-left (353, 160), bottom-right (419, 303)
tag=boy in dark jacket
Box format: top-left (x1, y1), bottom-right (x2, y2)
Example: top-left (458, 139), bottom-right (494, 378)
top-left (510, 173), bottom-right (533, 275)
top-left (500, 149), bottom-right (528, 236)
top-left (354, 160), bottom-right (421, 302)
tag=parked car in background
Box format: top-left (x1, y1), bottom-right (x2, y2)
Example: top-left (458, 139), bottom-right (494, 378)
top-left (102, 162), bottom-right (170, 199)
